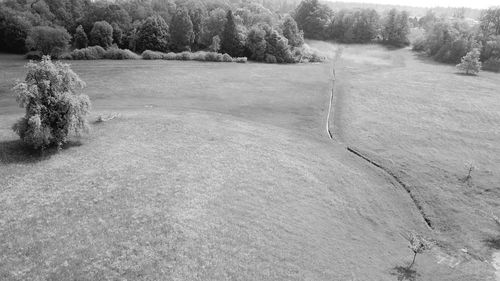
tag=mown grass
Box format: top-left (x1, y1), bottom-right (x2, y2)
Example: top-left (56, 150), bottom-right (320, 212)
top-left (0, 49), bottom-right (495, 280)
top-left (314, 41), bottom-right (500, 268)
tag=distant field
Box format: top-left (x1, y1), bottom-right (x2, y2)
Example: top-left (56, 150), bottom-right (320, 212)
top-left (310, 41), bottom-right (500, 274)
top-left (0, 48), bottom-right (497, 281)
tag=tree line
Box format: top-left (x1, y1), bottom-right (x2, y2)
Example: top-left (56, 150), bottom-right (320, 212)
top-left (412, 8), bottom-right (500, 72)
top-left (0, 0), bottom-right (317, 63)
top-left (292, 0), bottom-right (411, 46)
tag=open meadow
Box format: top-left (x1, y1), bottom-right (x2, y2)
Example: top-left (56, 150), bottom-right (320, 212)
top-left (0, 43), bottom-right (498, 281)
top-left (312, 40), bottom-right (500, 279)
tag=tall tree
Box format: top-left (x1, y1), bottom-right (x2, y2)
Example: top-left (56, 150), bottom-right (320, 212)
top-left (201, 8), bottom-right (226, 47)
top-left (189, 6), bottom-right (205, 50)
top-left (90, 20), bottom-right (113, 48)
top-left (382, 9), bottom-right (409, 47)
top-left (135, 15), bottom-right (169, 53)
top-left (221, 10), bottom-right (244, 56)
top-left (26, 25), bottom-right (71, 57)
top-left (74, 24), bottom-right (88, 49)
top-left (170, 8), bottom-right (194, 52)
top-left (281, 16), bottom-right (304, 47)
top-left (293, 0), bottom-right (331, 40)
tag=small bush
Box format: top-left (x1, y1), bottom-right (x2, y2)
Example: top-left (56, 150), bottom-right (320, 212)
top-left (179, 51), bottom-right (192, 60)
top-left (192, 52), bottom-right (206, 61)
top-left (164, 52), bottom-right (177, 60)
top-left (12, 56), bottom-right (91, 149)
top-left (482, 57), bottom-right (500, 72)
top-left (412, 38), bottom-right (427, 52)
top-left (58, 52), bottom-right (73, 60)
top-left (205, 52), bottom-right (221, 62)
top-left (233, 57), bottom-right (247, 63)
top-left (141, 50), bottom-right (164, 60)
top-left (140, 50), bottom-right (244, 63)
top-left (222, 53), bottom-right (233, 62)
top-left (25, 51), bottom-right (42, 60)
top-left (103, 48), bottom-right (140, 60)
top-left (265, 54), bottom-right (277, 63)
top-left (71, 46), bottom-right (106, 60)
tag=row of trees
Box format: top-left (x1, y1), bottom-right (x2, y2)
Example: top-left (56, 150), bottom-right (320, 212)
top-left (412, 8), bottom-right (500, 71)
top-left (0, 0), bottom-right (308, 62)
top-left (293, 0), bottom-right (411, 46)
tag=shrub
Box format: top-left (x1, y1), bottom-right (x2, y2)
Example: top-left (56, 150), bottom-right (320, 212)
top-left (233, 57), bottom-right (247, 63)
top-left (58, 52), bottom-right (73, 60)
top-left (179, 51), bottom-right (192, 60)
top-left (25, 51), bottom-right (42, 60)
top-left (26, 26), bottom-right (71, 58)
top-left (12, 56), bottom-right (91, 149)
top-left (141, 50), bottom-right (164, 60)
top-left (482, 57), bottom-right (500, 72)
top-left (205, 52), bottom-right (223, 62)
top-left (191, 52), bottom-right (206, 61)
top-left (70, 46), bottom-right (106, 60)
top-left (222, 53), bottom-right (233, 62)
top-left (265, 54), bottom-right (277, 63)
top-left (103, 48), bottom-right (140, 59)
top-left (164, 52), bottom-right (177, 60)
top-left (456, 48), bottom-right (482, 75)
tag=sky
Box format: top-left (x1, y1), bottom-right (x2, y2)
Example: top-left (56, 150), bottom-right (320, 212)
top-left (328, 0), bottom-right (499, 9)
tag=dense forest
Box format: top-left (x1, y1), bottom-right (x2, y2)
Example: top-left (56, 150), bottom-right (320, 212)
top-left (0, 0), bottom-right (499, 67)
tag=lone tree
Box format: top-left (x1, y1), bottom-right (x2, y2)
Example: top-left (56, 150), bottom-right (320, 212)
top-left (403, 232), bottom-right (433, 270)
top-left (90, 21), bottom-right (114, 48)
top-left (457, 48), bottom-right (482, 75)
top-left (12, 56), bottom-right (91, 149)
top-left (74, 25), bottom-right (88, 49)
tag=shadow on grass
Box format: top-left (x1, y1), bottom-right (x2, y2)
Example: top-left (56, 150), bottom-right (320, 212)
top-left (390, 266), bottom-right (418, 281)
top-left (484, 236), bottom-right (500, 250)
top-left (0, 139), bottom-right (81, 164)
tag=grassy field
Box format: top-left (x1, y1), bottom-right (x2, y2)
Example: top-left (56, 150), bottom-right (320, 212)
top-left (311, 41), bottom-right (500, 279)
top-left (0, 47), bottom-right (497, 281)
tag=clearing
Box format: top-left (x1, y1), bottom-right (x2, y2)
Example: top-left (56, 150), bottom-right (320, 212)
top-left (0, 45), bottom-right (497, 280)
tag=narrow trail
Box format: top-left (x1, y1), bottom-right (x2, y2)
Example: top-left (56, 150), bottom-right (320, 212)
top-left (325, 47), bottom-right (433, 230)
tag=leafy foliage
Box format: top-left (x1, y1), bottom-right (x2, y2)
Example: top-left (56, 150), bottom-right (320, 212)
top-left (135, 15), bottom-right (169, 53)
top-left (170, 8), bottom-right (194, 52)
top-left (90, 20), bottom-right (113, 48)
top-left (70, 46), bottom-right (106, 60)
top-left (12, 56), bottom-right (91, 149)
top-left (26, 25), bottom-right (71, 57)
top-left (293, 0), bottom-right (330, 39)
top-left (327, 9), bottom-right (380, 43)
top-left (0, 7), bottom-right (32, 53)
top-left (221, 10), bottom-right (245, 57)
top-left (74, 25), bottom-right (88, 49)
top-left (456, 48), bottom-right (482, 75)
top-left (382, 9), bottom-right (410, 47)
top-left (281, 16), bottom-right (304, 47)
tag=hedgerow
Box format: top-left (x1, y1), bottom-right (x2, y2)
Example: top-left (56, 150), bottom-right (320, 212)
top-left (140, 50), bottom-right (246, 63)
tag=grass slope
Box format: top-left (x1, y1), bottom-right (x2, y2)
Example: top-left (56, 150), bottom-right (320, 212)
top-left (311, 41), bottom-right (499, 279)
top-left (0, 51), bottom-right (495, 280)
